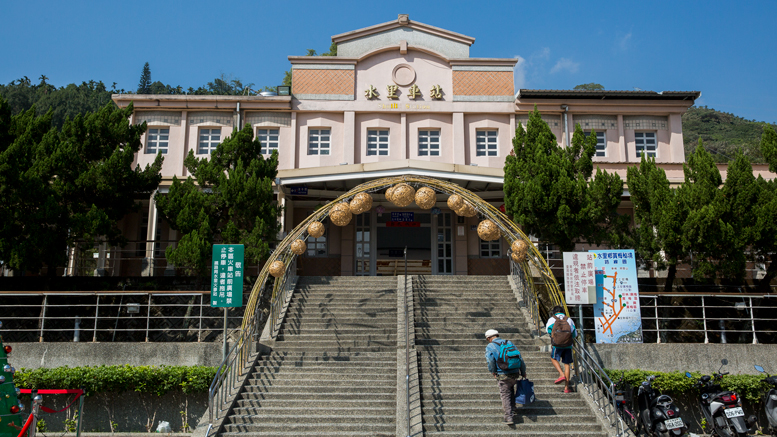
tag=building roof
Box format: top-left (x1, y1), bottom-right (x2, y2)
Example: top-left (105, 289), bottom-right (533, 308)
top-left (331, 14), bottom-right (475, 46)
top-left (517, 89), bottom-right (701, 101)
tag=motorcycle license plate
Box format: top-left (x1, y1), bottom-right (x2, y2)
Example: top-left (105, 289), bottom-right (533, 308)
top-left (615, 395), bottom-right (624, 401)
top-left (664, 418), bottom-right (684, 430)
top-left (724, 407), bottom-right (744, 418)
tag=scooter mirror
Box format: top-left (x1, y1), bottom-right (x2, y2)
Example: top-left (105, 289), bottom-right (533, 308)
top-left (685, 372), bottom-right (692, 378)
top-left (721, 359), bottom-right (728, 366)
top-left (755, 365), bottom-right (765, 373)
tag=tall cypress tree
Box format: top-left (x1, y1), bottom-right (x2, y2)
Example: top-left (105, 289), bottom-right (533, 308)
top-left (754, 125), bottom-right (777, 291)
top-left (137, 62), bottom-right (151, 94)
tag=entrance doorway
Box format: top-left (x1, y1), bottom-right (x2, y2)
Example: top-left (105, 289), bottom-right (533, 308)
top-left (354, 210), bottom-right (454, 276)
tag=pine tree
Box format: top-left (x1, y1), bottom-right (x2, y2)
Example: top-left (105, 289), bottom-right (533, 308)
top-left (156, 124), bottom-right (280, 276)
top-left (504, 107), bottom-right (627, 252)
top-left (137, 62), bottom-right (151, 94)
top-left (754, 125), bottom-right (777, 291)
top-left (0, 321), bottom-right (23, 436)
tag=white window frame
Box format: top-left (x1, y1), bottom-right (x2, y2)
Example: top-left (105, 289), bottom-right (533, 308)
top-left (476, 129), bottom-right (498, 157)
top-left (635, 131), bottom-right (657, 158)
top-left (308, 128), bottom-right (331, 155)
top-left (146, 128), bottom-right (169, 154)
top-left (585, 131), bottom-right (607, 157)
top-left (366, 129), bottom-right (389, 156)
top-left (418, 129), bottom-right (440, 156)
top-left (198, 128), bottom-right (221, 155)
top-left (256, 128), bottom-right (279, 155)
top-left (480, 238), bottom-right (502, 258)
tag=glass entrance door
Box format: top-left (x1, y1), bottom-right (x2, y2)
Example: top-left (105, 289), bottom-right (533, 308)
top-left (354, 212), bottom-right (372, 276)
top-left (434, 212), bottom-right (454, 274)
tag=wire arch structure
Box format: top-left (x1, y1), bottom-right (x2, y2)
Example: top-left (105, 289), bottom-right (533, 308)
top-left (241, 175), bottom-right (567, 335)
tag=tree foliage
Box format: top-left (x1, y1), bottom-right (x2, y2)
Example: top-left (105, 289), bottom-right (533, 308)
top-left (573, 83), bottom-right (605, 90)
top-left (137, 62), bottom-right (152, 94)
top-left (0, 97), bottom-right (162, 274)
top-left (155, 125), bottom-right (280, 276)
top-left (504, 107), bottom-right (628, 252)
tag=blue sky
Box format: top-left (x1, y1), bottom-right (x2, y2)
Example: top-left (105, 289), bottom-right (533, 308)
top-left (2, 0), bottom-right (776, 123)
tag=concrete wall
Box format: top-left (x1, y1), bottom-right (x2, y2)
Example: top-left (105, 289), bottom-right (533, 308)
top-left (587, 343), bottom-right (777, 374)
top-left (11, 343), bottom-right (223, 370)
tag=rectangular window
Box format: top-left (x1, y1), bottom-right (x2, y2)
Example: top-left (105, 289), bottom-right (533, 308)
top-left (476, 130), bottom-right (498, 157)
top-left (198, 128), bottom-right (221, 154)
top-left (367, 129), bottom-right (389, 156)
top-left (146, 128), bottom-right (169, 154)
top-left (480, 239), bottom-right (501, 258)
top-left (308, 128), bottom-right (330, 155)
top-left (418, 130), bottom-right (440, 156)
top-left (307, 226), bottom-right (327, 257)
top-left (635, 132), bottom-right (657, 158)
top-left (256, 128), bottom-right (279, 155)
top-left (585, 131), bottom-right (606, 157)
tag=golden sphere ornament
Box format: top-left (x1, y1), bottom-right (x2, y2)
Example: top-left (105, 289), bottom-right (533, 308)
top-left (415, 187), bottom-right (437, 210)
top-left (385, 185), bottom-right (396, 202)
top-left (269, 260), bottom-right (285, 278)
top-left (390, 183), bottom-right (416, 207)
top-left (349, 192), bottom-right (373, 215)
top-left (456, 201), bottom-right (477, 217)
top-left (511, 239), bottom-right (529, 262)
top-left (329, 202), bottom-right (353, 226)
top-left (290, 239), bottom-right (307, 255)
top-left (447, 194), bottom-right (463, 211)
top-left (308, 221), bottom-right (325, 238)
top-left (477, 220), bottom-right (501, 241)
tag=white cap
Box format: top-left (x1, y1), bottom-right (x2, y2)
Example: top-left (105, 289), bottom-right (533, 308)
top-left (485, 329), bottom-right (499, 338)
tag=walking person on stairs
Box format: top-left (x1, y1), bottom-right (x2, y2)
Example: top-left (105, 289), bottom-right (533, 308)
top-left (546, 305), bottom-right (577, 394)
top-left (485, 329), bottom-right (526, 425)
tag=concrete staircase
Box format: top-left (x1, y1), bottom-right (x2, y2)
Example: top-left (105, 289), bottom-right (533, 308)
top-left (414, 275), bottom-right (607, 436)
top-left (220, 276), bottom-right (398, 436)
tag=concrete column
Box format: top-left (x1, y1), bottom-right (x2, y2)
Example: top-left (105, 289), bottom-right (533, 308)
top-left (290, 112), bottom-right (297, 169)
top-left (344, 111), bottom-right (355, 164)
top-left (453, 112), bottom-right (465, 165)
top-left (142, 192), bottom-right (158, 277)
top-left (94, 243), bottom-right (108, 277)
top-left (618, 115), bottom-right (626, 162)
top-left (509, 113), bottom-right (516, 135)
top-left (668, 114), bottom-right (684, 162)
top-left (400, 113), bottom-right (408, 159)
top-left (164, 229), bottom-right (177, 276)
top-left (181, 111), bottom-right (189, 177)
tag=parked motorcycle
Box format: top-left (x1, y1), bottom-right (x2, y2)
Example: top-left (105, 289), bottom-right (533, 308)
top-left (685, 359), bottom-right (757, 437)
top-left (755, 364), bottom-right (777, 436)
top-left (636, 374), bottom-right (688, 436)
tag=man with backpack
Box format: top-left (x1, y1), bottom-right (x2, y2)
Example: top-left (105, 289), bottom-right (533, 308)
top-left (485, 329), bottom-right (526, 425)
top-left (546, 305), bottom-right (577, 393)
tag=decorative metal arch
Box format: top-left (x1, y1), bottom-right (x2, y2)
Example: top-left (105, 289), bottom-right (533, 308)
top-left (242, 175), bottom-right (567, 335)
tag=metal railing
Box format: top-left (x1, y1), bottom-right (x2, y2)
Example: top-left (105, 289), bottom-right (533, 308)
top-left (570, 292), bottom-right (777, 344)
top-left (573, 338), bottom-right (631, 436)
top-left (207, 258), bottom-right (297, 426)
top-left (0, 291), bottom-right (242, 342)
top-left (403, 248), bottom-right (410, 437)
top-left (510, 259), bottom-right (542, 338)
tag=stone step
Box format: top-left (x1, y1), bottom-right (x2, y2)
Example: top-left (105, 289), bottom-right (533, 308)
top-left (226, 413), bottom-right (394, 424)
top-left (273, 346), bottom-right (396, 353)
top-left (421, 422), bottom-right (602, 433)
top-left (238, 391), bottom-right (395, 401)
top-left (423, 413), bottom-right (598, 424)
top-left (278, 328), bottom-right (397, 336)
top-left (221, 423), bottom-right (395, 433)
top-left (414, 333), bottom-right (533, 340)
top-left (275, 339), bottom-right (396, 347)
top-left (248, 376), bottom-right (396, 385)
top-left (277, 333), bottom-right (397, 341)
top-left (421, 390), bottom-right (581, 400)
top-left (263, 351), bottom-right (396, 358)
top-left (234, 399), bottom-right (394, 409)
top-left (421, 399), bottom-right (590, 409)
top-left (423, 431), bottom-right (606, 437)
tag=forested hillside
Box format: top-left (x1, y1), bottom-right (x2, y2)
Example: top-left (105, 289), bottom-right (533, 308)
top-left (682, 106), bottom-right (776, 163)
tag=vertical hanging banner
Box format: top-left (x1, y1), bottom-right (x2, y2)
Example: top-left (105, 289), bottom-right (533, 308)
top-left (211, 244), bottom-right (244, 308)
top-left (591, 249), bottom-right (643, 343)
top-left (562, 252), bottom-right (598, 304)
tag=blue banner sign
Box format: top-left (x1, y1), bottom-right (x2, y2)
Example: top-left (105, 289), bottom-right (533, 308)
top-left (591, 249), bottom-right (643, 344)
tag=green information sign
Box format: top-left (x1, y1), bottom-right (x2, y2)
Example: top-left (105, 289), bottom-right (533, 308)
top-left (211, 244), bottom-right (244, 308)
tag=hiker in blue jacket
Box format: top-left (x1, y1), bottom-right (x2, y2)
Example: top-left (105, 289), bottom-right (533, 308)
top-left (546, 305), bottom-right (577, 393)
top-left (485, 329), bottom-right (526, 425)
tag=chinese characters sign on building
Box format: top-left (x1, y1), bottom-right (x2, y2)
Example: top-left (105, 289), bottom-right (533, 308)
top-left (591, 249), bottom-right (643, 344)
top-left (562, 252), bottom-right (597, 304)
top-left (211, 244), bottom-right (244, 308)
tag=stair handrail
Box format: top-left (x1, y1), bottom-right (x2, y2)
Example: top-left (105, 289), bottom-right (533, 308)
top-left (403, 247), bottom-right (410, 437)
top-left (510, 258), bottom-right (542, 338)
top-left (207, 257), bottom-right (297, 426)
top-left (572, 337), bottom-right (631, 436)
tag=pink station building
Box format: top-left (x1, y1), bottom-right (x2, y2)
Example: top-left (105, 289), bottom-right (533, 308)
top-left (107, 15), bottom-right (741, 278)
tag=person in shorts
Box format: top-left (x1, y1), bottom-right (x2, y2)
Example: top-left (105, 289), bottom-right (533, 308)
top-left (546, 306), bottom-right (577, 393)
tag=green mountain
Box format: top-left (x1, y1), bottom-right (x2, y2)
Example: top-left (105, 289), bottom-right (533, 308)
top-left (682, 106), bottom-right (776, 163)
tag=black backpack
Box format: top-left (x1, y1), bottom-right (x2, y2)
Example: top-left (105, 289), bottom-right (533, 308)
top-left (551, 315), bottom-right (574, 347)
